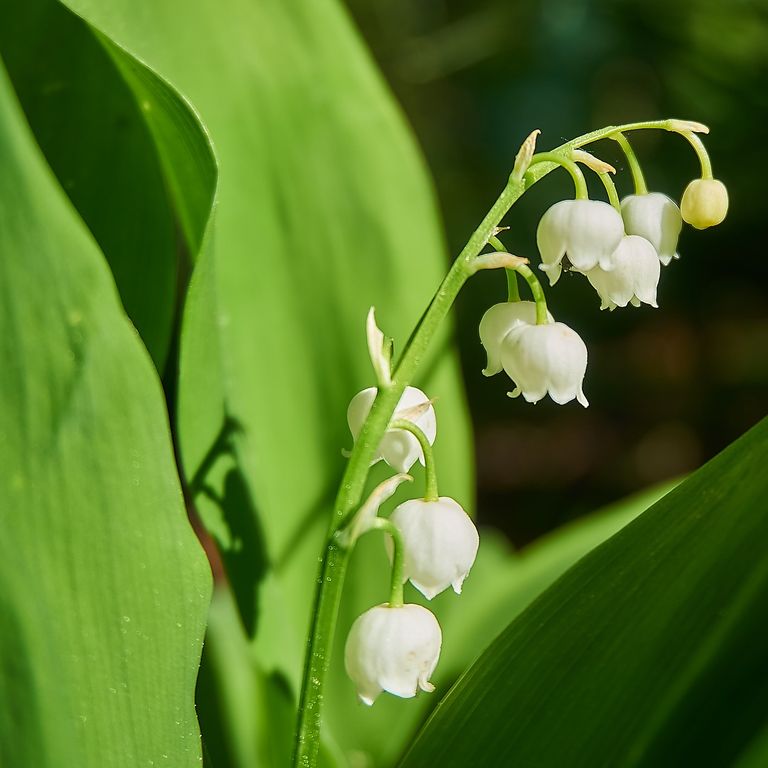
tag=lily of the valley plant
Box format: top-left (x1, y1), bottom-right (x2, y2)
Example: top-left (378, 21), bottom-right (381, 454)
top-left (292, 119), bottom-right (727, 767)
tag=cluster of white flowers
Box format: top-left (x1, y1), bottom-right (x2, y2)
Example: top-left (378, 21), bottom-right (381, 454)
top-left (343, 386), bottom-right (478, 706)
top-left (538, 192), bottom-right (679, 310)
top-left (339, 131), bottom-right (728, 708)
top-left (480, 167), bottom-right (728, 407)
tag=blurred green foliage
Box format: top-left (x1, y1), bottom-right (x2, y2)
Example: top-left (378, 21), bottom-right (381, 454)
top-left (348, 0), bottom-right (768, 543)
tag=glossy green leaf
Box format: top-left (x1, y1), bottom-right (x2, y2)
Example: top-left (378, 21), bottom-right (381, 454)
top-left (0, 0), bottom-right (180, 370)
top-left (0, 58), bottom-right (211, 767)
top-left (59, 0), bottom-right (473, 680)
top-left (400, 418), bottom-right (768, 768)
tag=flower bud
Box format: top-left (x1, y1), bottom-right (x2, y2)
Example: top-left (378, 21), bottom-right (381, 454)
top-left (479, 301), bottom-right (554, 376)
top-left (501, 322), bottom-right (589, 407)
top-left (680, 179), bottom-right (728, 229)
top-left (621, 193), bottom-right (682, 266)
top-left (344, 603), bottom-right (442, 705)
top-left (347, 386), bottom-right (437, 473)
top-left (537, 199), bottom-right (624, 285)
top-left (387, 497), bottom-right (479, 600)
top-left (584, 235), bottom-right (661, 311)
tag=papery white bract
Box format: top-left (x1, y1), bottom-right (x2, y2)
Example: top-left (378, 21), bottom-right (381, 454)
top-left (387, 497), bottom-right (479, 600)
top-left (344, 603), bottom-right (442, 706)
top-left (537, 199), bottom-right (624, 285)
top-left (621, 193), bottom-right (682, 266)
top-left (479, 301), bottom-right (553, 376)
top-left (681, 178), bottom-right (729, 229)
top-left (347, 386), bottom-right (436, 473)
top-left (585, 235), bottom-right (661, 310)
top-left (501, 321), bottom-right (589, 407)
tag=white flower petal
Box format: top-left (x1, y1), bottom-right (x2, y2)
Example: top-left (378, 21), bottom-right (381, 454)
top-left (479, 301), bottom-right (552, 376)
top-left (501, 322), bottom-right (589, 408)
top-left (393, 386), bottom-right (437, 445)
top-left (585, 235), bottom-right (660, 310)
top-left (537, 199), bottom-right (624, 280)
top-left (347, 387), bottom-right (377, 442)
top-left (380, 431), bottom-right (421, 474)
top-left (621, 193), bottom-right (682, 266)
top-left (387, 497), bottom-right (480, 600)
top-left (347, 386), bottom-right (436, 472)
top-left (344, 604), bottom-right (442, 705)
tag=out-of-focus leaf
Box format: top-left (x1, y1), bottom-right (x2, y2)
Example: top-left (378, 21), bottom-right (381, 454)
top-left (400, 418), bottom-right (768, 768)
top-left (735, 727), bottom-right (768, 768)
top-left (59, 0), bottom-right (473, 682)
top-left (196, 588), bottom-right (294, 768)
top-left (0, 0), bottom-right (179, 370)
top-left (0, 59), bottom-right (211, 766)
top-left (325, 481), bottom-right (675, 765)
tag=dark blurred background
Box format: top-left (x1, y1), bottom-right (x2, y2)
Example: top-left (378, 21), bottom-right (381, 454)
top-left (348, 0), bottom-right (768, 545)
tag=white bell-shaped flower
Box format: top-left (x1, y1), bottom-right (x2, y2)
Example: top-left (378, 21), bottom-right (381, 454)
top-left (479, 301), bottom-right (554, 376)
top-left (584, 235), bottom-right (661, 311)
top-left (344, 603), bottom-right (442, 706)
top-left (621, 193), bottom-right (682, 266)
top-left (386, 497), bottom-right (479, 600)
top-left (501, 321), bottom-right (589, 407)
top-left (347, 386), bottom-right (436, 473)
top-left (537, 199), bottom-right (624, 285)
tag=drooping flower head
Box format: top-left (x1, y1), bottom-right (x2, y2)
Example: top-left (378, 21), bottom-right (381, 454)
top-left (584, 235), bottom-right (661, 310)
top-left (344, 603), bottom-right (442, 706)
top-left (537, 199), bottom-right (624, 285)
top-left (680, 178), bottom-right (729, 229)
top-left (347, 386), bottom-right (436, 473)
top-left (478, 300), bottom-right (553, 376)
top-left (386, 497), bottom-right (479, 600)
top-left (501, 321), bottom-right (589, 407)
top-left (621, 192), bottom-right (682, 266)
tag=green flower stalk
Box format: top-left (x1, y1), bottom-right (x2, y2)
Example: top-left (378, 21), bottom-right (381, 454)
top-left (291, 118), bottom-right (726, 768)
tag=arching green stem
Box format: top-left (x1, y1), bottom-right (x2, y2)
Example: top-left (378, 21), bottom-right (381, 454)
top-left (369, 518), bottom-right (406, 606)
top-left (391, 419), bottom-right (438, 501)
top-left (681, 131), bottom-right (714, 179)
top-left (530, 151), bottom-right (588, 199)
top-left (489, 234), bottom-right (521, 301)
top-left (612, 132), bottom-right (647, 194)
top-left (291, 117), bottom-right (709, 768)
top-left (505, 269), bottom-right (521, 302)
top-left (598, 172), bottom-right (621, 211)
top-left (515, 264), bottom-right (549, 324)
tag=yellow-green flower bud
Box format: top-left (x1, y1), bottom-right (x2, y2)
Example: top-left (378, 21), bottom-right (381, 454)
top-left (680, 179), bottom-right (728, 229)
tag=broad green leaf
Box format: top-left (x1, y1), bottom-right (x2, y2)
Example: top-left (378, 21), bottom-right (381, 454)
top-left (59, 0), bottom-right (473, 684)
top-left (0, 58), bottom-right (211, 767)
top-left (400, 418), bottom-right (768, 768)
top-left (0, 0), bottom-right (179, 370)
top-left (325, 481), bottom-right (675, 765)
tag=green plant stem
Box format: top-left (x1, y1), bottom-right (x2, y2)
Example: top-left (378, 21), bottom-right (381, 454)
top-left (530, 151), bottom-right (588, 199)
top-left (681, 131), bottom-right (714, 179)
top-left (505, 269), bottom-right (520, 302)
top-left (488, 234), bottom-right (506, 252)
top-left (598, 172), bottom-right (621, 210)
top-left (515, 265), bottom-right (549, 324)
top-left (391, 419), bottom-right (438, 501)
top-left (293, 535), bottom-right (348, 767)
top-left (291, 177), bottom-right (525, 768)
top-left (612, 132), bottom-right (647, 194)
top-left (291, 117), bottom-right (700, 768)
top-left (370, 517), bottom-right (406, 606)
top-left (488, 235), bottom-right (521, 302)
